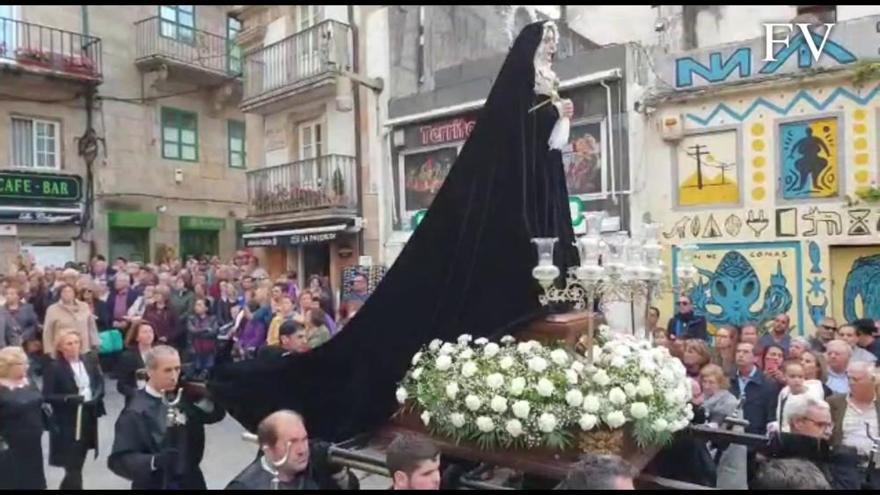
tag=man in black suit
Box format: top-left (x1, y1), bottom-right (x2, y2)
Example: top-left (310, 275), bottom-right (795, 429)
top-left (729, 341), bottom-right (779, 435)
top-left (257, 320), bottom-right (310, 360)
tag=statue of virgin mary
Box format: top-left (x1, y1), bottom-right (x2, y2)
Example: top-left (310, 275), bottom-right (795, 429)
top-left (209, 21), bottom-right (579, 440)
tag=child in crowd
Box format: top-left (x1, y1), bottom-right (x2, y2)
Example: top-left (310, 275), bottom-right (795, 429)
top-left (187, 299), bottom-right (218, 379)
top-left (770, 360), bottom-right (824, 433)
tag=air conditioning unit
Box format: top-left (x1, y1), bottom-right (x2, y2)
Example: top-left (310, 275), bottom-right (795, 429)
top-left (658, 112), bottom-right (684, 141)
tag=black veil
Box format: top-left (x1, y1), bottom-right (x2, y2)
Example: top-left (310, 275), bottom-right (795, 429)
top-left (209, 21), bottom-right (578, 440)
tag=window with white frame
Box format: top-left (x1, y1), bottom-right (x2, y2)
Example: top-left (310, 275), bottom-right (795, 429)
top-left (298, 120), bottom-right (323, 187)
top-left (11, 117), bottom-right (59, 169)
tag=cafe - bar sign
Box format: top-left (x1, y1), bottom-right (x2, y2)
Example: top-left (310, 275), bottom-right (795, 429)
top-left (0, 171), bottom-right (83, 202)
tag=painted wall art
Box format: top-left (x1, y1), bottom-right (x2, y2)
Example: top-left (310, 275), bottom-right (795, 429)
top-left (403, 146), bottom-right (457, 211)
top-left (676, 129), bottom-right (740, 207)
top-left (562, 120), bottom-right (605, 196)
top-left (830, 245), bottom-right (880, 323)
top-left (779, 116), bottom-right (839, 199)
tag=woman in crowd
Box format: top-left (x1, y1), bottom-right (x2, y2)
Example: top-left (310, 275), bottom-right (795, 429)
top-left (739, 323), bottom-right (759, 348)
top-left (141, 288), bottom-right (180, 351)
top-left (800, 349), bottom-right (833, 398)
top-left (27, 271), bottom-right (51, 323)
top-left (193, 282), bottom-right (213, 314)
top-left (43, 284), bottom-right (100, 358)
top-left (187, 299), bottom-right (218, 379)
top-left (788, 336), bottom-right (810, 360)
top-left (125, 284), bottom-right (155, 323)
top-left (306, 308), bottom-right (331, 349)
top-left (4, 285), bottom-right (39, 348)
top-left (79, 283), bottom-right (110, 331)
top-left (682, 339), bottom-right (713, 378)
top-left (0, 346), bottom-right (46, 490)
top-left (214, 281), bottom-right (238, 326)
top-left (43, 330), bottom-right (105, 490)
top-left (710, 325), bottom-right (738, 377)
top-left (761, 344), bottom-right (787, 387)
top-left (116, 322), bottom-right (154, 406)
top-left (169, 276), bottom-right (195, 323)
top-left (699, 363), bottom-right (739, 426)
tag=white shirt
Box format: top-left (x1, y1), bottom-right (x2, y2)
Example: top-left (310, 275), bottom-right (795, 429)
top-left (69, 359), bottom-right (92, 402)
top-left (842, 398), bottom-right (879, 461)
top-left (827, 369), bottom-right (850, 395)
top-left (852, 346), bottom-right (878, 365)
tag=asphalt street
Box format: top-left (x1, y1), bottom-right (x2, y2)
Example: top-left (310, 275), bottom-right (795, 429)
top-left (37, 377), bottom-right (389, 489)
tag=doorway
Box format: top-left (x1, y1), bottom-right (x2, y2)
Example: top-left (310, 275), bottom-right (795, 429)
top-left (301, 242), bottom-right (330, 281)
top-left (180, 230), bottom-right (219, 261)
top-left (109, 227), bottom-right (150, 263)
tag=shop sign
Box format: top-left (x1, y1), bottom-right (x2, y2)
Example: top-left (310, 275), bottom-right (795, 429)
top-left (180, 216), bottom-right (226, 231)
top-left (0, 171), bottom-right (82, 202)
top-left (404, 115), bottom-right (478, 148)
top-left (0, 210), bottom-right (82, 224)
top-left (243, 231), bottom-right (339, 248)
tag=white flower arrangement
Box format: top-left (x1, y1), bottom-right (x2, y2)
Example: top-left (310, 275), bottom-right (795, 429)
top-left (398, 332), bottom-right (691, 451)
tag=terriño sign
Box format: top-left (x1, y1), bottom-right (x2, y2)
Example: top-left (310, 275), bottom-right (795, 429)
top-left (415, 117), bottom-right (477, 147)
top-left (0, 172), bottom-right (82, 202)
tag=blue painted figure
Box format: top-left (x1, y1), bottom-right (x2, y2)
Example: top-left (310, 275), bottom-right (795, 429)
top-left (809, 241), bottom-right (821, 274)
top-left (688, 251), bottom-right (793, 329)
top-left (843, 254), bottom-right (880, 322)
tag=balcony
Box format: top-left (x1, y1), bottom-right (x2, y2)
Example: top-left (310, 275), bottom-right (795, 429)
top-left (241, 20), bottom-right (351, 114)
top-left (247, 154), bottom-right (358, 219)
top-left (135, 16), bottom-right (241, 88)
top-left (0, 16), bottom-right (102, 93)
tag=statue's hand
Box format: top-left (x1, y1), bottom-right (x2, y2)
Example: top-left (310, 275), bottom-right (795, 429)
top-left (559, 98), bottom-right (574, 119)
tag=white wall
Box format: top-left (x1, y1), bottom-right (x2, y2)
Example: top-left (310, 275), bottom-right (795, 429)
top-left (566, 6), bottom-right (658, 46)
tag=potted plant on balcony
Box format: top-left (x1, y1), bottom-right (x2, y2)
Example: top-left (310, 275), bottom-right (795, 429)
top-left (15, 46), bottom-right (52, 68)
top-left (63, 54), bottom-right (97, 76)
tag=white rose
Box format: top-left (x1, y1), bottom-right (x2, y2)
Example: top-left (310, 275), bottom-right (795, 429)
top-left (582, 394), bottom-right (601, 413)
top-left (550, 349), bottom-right (569, 366)
top-left (509, 377), bottom-right (526, 396)
top-left (528, 356), bottom-right (548, 373)
top-left (613, 344), bottom-right (632, 357)
top-left (461, 361), bottom-right (478, 378)
top-left (636, 378), bottom-right (654, 398)
top-left (505, 419), bottom-right (524, 438)
top-left (499, 355), bottom-right (514, 370)
top-left (411, 352), bottom-right (423, 366)
top-left (429, 339), bottom-right (442, 351)
top-left (659, 369), bottom-right (675, 384)
top-left (465, 394), bottom-right (482, 412)
top-left (450, 413), bottom-right (466, 428)
top-left (459, 348), bottom-right (474, 360)
top-left (439, 343), bottom-right (456, 355)
top-left (446, 382), bottom-right (460, 399)
top-left (629, 402), bottom-right (649, 419)
top-left (485, 343), bottom-right (501, 358)
top-left (528, 340), bottom-right (542, 350)
top-left (490, 396), bottom-right (508, 413)
top-left (623, 383), bottom-right (637, 398)
top-left (579, 413), bottom-right (598, 431)
top-left (420, 411), bottom-right (431, 426)
top-left (485, 373), bottom-right (505, 390)
top-left (565, 389), bottom-right (584, 407)
top-left (608, 387), bottom-right (627, 405)
top-left (565, 369), bottom-right (579, 385)
top-left (476, 416), bottom-right (495, 433)
top-left (536, 378), bottom-right (555, 397)
top-left (517, 342), bottom-right (533, 354)
top-left (512, 400), bottom-right (531, 419)
top-left (458, 334), bottom-right (473, 345)
top-left (570, 361), bottom-right (585, 373)
top-left (591, 346), bottom-right (603, 363)
top-left (501, 335), bottom-right (516, 345)
top-left (474, 337), bottom-right (489, 346)
top-left (435, 355), bottom-right (453, 371)
top-left (395, 387), bottom-right (408, 404)
top-left (653, 418), bottom-right (669, 432)
top-left (593, 369), bottom-right (611, 387)
top-left (538, 413), bottom-right (558, 433)
top-left (412, 367), bottom-right (424, 380)
top-left (611, 356), bottom-right (627, 369)
top-left (605, 410), bottom-right (627, 429)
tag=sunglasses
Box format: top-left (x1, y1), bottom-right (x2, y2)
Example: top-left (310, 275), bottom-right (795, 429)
top-left (821, 325), bottom-right (837, 330)
top-left (678, 301), bottom-right (690, 306)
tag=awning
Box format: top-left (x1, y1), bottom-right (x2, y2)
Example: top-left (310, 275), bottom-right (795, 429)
top-left (242, 223), bottom-right (348, 248)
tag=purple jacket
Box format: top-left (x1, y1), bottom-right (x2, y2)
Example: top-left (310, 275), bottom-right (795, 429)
top-left (238, 317), bottom-right (267, 350)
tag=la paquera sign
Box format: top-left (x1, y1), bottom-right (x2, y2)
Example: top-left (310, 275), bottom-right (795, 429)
top-left (0, 171), bottom-right (83, 202)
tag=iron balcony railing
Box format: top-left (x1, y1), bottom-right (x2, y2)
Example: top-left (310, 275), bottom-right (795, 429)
top-left (135, 16), bottom-right (240, 76)
top-left (247, 154), bottom-right (358, 216)
top-left (243, 19), bottom-right (350, 100)
top-left (0, 16), bottom-right (102, 80)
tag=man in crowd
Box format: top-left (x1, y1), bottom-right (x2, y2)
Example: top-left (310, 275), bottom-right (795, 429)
top-left (825, 339), bottom-right (852, 395)
top-left (646, 306), bottom-right (664, 336)
top-left (108, 273), bottom-right (138, 332)
top-left (258, 320), bottom-right (310, 360)
top-left (730, 342), bottom-right (779, 435)
top-left (812, 317), bottom-right (838, 353)
top-left (225, 410), bottom-right (357, 490)
top-left (555, 453), bottom-right (636, 490)
top-left (837, 324), bottom-right (877, 364)
top-left (758, 313), bottom-right (792, 355)
top-left (386, 434), bottom-right (441, 490)
top-left (854, 318), bottom-right (880, 361)
top-left (91, 255), bottom-right (112, 286)
top-left (829, 360), bottom-right (880, 488)
top-left (343, 273), bottom-right (371, 305)
top-left (108, 345), bottom-right (225, 489)
top-left (666, 295), bottom-right (707, 341)
top-left (751, 458), bottom-right (831, 490)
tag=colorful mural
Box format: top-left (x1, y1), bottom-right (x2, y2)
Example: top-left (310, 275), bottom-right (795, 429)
top-left (830, 245), bottom-right (880, 323)
top-left (403, 146), bottom-right (457, 211)
top-left (779, 117), bottom-right (839, 199)
top-left (562, 120), bottom-right (604, 196)
top-left (672, 242), bottom-right (803, 334)
top-left (676, 129), bottom-right (739, 207)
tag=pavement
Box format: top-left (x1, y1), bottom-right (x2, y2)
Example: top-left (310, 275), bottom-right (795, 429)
top-left (39, 377), bottom-right (390, 490)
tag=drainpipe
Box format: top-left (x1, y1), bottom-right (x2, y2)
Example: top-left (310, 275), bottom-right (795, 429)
top-left (348, 5), bottom-right (365, 255)
top-left (79, 5), bottom-right (97, 260)
top-left (417, 6), bottom-right (425, 87)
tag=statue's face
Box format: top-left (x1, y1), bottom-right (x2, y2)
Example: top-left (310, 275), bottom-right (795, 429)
top-left (536, 22), bottom-right (559, 64)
